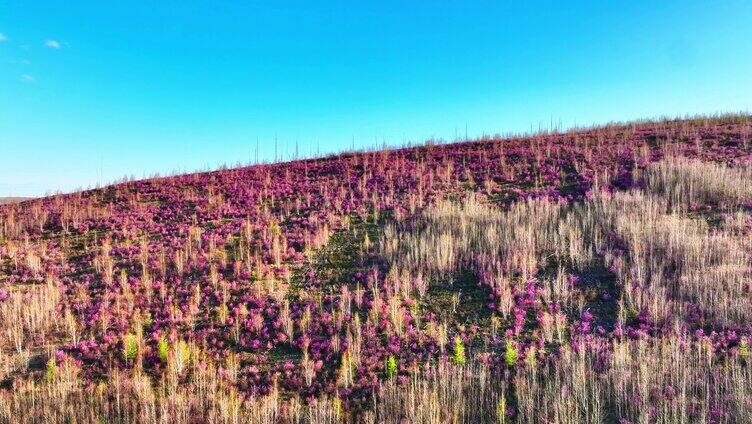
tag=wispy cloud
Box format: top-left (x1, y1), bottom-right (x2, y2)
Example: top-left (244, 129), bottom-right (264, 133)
top-left (0, 32), bottom-right (7, 42)
top-left (20, 74), bottom-right (35, 83)
top-left (44, 39), bottom-right (61, 49)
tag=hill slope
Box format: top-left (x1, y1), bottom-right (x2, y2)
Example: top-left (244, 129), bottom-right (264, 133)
top-left (0, 197), bottom-right (30, 205)
top-left (1, 115), bottom-right (751, 423)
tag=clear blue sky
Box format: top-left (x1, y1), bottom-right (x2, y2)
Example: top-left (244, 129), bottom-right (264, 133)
top-left (1, 1), bottom-right (751, 197)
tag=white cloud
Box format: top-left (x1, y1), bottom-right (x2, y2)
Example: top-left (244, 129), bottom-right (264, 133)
top-left (20, 74), bottom-right (35, 83)
top-left (44, 39), bottom-right (61, 49)
top-left (0, 33), bottom-right (7, 42)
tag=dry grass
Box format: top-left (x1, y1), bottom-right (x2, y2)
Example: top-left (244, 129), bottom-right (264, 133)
top-left (367, 361), bottom-right (505, 424)
top-left (1, 352), bottom-right (343, 424)
top-left (644, 156), bottom-right (752, 210)
top-left (0, 334), bottom-right (749, 423)
top-left (370, 335), bottom-right (752, 424)
top-left (515, 335), bottom-right (752, 424)
top-left (380, 159), bottom-right (752, 328)
top-left (0, 277), bottom-right (60, 384)
top-left (380, 196), bottom-right (594, 317)
top-left (600, 190), bottom-right (752, 326)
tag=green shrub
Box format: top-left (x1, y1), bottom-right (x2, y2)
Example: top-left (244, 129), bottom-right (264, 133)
top-left (158, 336), bottom-right (170, 362)
top-left (452, 336), bottom-right (466, 365)
top-left (385, 355), bottom-right (397, 378)
top-left (45, 357), bottom-right (56, 381)
top-left (504, 341), bottom-right (518, 366)
top-left (740, 338), bottom-right (749, 358)
top-left (123, 333), bottom-right (138, 362)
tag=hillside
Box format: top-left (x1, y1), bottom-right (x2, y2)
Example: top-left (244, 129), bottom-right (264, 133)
top-left (0, 197), bottom-right (30, 205)
top-left (1, 115), bottom-right (751, 423)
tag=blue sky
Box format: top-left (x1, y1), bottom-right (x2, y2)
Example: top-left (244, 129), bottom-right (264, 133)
top-left (1, 1), bottom-right (751, 197)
